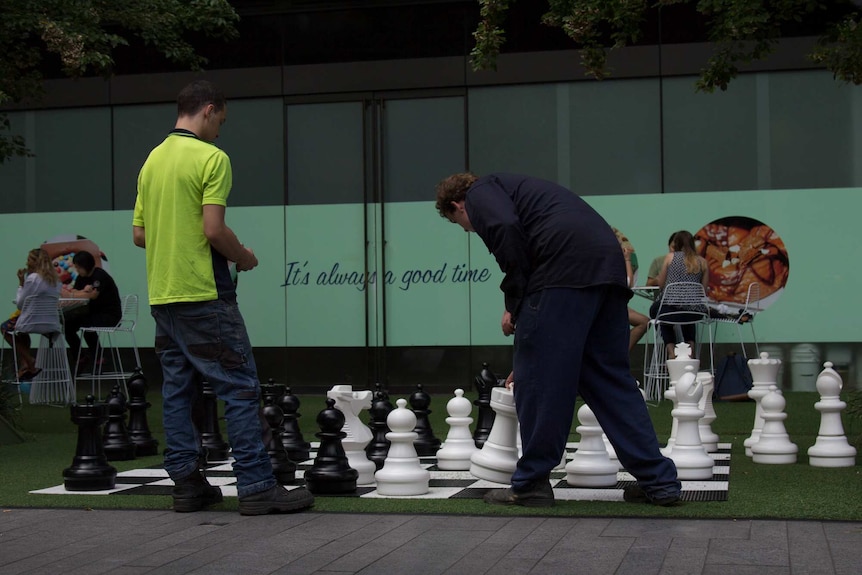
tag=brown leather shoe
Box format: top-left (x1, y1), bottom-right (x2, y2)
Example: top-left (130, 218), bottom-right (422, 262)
top-left (483, 480), bottom-right (555, 507)
top-left (623, 484), bottom-right (681, 506)
top-left (238, 484), bottom-right (314, 516)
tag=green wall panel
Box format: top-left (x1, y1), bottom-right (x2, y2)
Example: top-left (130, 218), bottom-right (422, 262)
top-left (284, 204), bottom-right (367, 347)
top-left (1, 187), bottom-right (858, 350)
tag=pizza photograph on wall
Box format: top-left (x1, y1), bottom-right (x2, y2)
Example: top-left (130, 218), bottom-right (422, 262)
top-left (694, 216), bottom-right (790, 310)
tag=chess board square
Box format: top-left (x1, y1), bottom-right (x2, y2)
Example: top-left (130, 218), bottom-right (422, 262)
top-left (117, 469), bottom-right (169, 478)
top-left (429, 479), bottom-right (481, 488)
top-left (31, 484), bottom-right (142, 495)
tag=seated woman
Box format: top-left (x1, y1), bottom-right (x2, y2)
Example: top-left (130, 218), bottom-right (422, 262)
top-left (63, 250), bottom-right (122, 367)
top-left (649, 230), bottom-right (710, 359)
top-left (1, 248), bottom-right (62, 380)
top-left (613, 228), bottom-right (649, 351)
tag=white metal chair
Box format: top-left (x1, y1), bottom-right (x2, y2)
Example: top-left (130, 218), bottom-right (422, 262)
top-left (74, 294), bottom-right (140, 398)
top-left (709, 282), bottom-right (761, 358)
top-left (1, 296), bottom-right (75, 406)
top-left (643, 282), bottom-right (715, 401)
top-left (642, 319), bottom-right (668, 403)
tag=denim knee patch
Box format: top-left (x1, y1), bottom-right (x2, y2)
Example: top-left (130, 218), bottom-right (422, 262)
top-left (154, 335), bottom-right (170, 354)
top-left (177, 309), bottom-right (248, 370)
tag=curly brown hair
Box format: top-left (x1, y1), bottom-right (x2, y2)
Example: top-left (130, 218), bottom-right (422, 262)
top-left (28, 248), bottom-right (59, 286)
top-left (435, 173), bottom-right (478, 218)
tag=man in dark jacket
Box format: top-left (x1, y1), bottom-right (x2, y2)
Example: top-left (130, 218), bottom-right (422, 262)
top-left (64, 250), bottom-right (122, 366)
top-left (435, 172), bottom-right (680, 507)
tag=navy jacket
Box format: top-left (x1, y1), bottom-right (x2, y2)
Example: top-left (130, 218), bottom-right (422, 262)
top-left (465, 173), bottom-right (628, 318)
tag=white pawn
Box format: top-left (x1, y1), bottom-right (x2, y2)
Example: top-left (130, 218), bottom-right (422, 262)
top-left (745, 351), bottom-right (781, 457)
top-left (328, 385), bottom-right (376, 485)
top-left (751, 385), bottom-right (798, 464)
top-left (565, 403), bottom-right (618, 487)
top-left (662, 342), bottom-right (700, 454)
top-left (375, 398), bottom-right (430, 495)
top-left (602, 433), bottom-right (619, 467)
top-left (436, 389), bottom-right (480, 470)
top-left (667, 366), bottom-right (715, 480)
top-left (696, 371), bottom-right (720, 452)
top-left (470, 386), bottom-right (519, 484)
top-left (808, 362), bottom-right (856, 467)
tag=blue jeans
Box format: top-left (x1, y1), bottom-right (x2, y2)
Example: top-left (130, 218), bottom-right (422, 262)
top-left (151, 299), bottom-right (275, 498)
top-left (512, 287), bottom-right (680, 500)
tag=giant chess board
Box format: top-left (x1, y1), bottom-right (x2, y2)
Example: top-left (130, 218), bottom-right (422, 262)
top-left (33, 442), bottom-right (731, 502)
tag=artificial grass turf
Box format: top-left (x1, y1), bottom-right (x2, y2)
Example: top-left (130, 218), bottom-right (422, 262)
top-left (1, 389), bottom-right (860, 520)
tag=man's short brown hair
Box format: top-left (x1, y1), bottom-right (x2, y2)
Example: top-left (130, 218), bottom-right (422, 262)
top-left (177, 80), bottom-right (225, 117)
top-left (435, 173), bottom-right (478, 218)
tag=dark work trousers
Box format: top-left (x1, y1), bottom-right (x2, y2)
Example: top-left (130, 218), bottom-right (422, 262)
top-left (512, 286), bottom-right (680, 500)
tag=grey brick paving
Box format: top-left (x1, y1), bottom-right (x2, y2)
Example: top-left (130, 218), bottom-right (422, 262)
top-left (1, 510), bottom-right (860, 575)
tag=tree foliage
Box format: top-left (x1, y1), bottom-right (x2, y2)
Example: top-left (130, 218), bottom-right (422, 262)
top-left (471, 0), bottom-right (862, 92)
top-left (0, 0), bottom-right (239, 163)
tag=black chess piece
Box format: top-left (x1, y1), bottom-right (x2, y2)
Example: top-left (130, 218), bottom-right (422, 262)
top-left (126, 369), bottom-right (159, 457)
top-left (102, 384), bottom-right (137, 461)
top-left (195, 379), bottom-right (230, 462)
top-left (365, 388), bottom-right (393, 470)
top-left (409, 383), bottom-right (441, 456)
top-left (63, 395), bottom-right (117, 491)
top-left (260, 382), bottom-right (296, 484)
top-left (374, 382), bottom-right (390, 401)
top-left (278, 386), bottom-right (311, 462)
top-left (473, 362), bottom-right (501, 448)
top-left (304, 398), bottom-right (358, 494)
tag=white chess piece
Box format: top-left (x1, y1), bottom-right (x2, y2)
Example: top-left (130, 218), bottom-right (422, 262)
top-left (436, 389), bottom-right (480, 470)
top-left (565, 403), bottom-right (618, 487)
top-left (751, 385), bottom-right (798, 464)
top-left (602, 433), bottom-right (619, 466)
top-left (328, 385), bottom-right (376, 485)
top-left (662, 343), bottom-right (699, 454)
top-left (808, 362), bottom-right (857, 467)
top-left (696, 371), bottom-right (720, 452)
top-left (470, 386), bottom-right (519, 484)
top-left (375, 398), bottom-right (430, 495)
top-left (745, 351), bottom-right (781, 456)
top-left (667, 366), bottom-right (714, 480)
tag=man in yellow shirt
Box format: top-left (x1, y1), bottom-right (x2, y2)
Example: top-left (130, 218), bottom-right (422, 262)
top-left (133, 80), bottom-right (313, 515)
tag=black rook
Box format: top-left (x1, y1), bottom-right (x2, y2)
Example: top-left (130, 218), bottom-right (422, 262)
top-left (63, 395), bottom-right (117, 491)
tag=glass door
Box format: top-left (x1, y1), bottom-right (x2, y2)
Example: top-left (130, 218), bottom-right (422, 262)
top-left (284, 91), bottom-right (470, 388)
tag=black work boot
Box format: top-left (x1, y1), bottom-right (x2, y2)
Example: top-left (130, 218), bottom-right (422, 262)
top-left (172, 469), bottom-right (224, 513)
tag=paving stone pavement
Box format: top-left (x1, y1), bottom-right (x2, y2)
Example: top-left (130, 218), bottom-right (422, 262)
top-left (1, 509), bottom-right (861, 575)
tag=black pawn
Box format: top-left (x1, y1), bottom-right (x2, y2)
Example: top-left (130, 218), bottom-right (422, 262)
top-left (409, 383), bottom-right (441, 456)
top-left (126, 369), bottom-right (158, 457)
top-left (365, 388), bottom-right (393, 470)
top-left (473, 362), bottom-right (500, 448)
top-left (304, 398), bottom-right (358, 494)
top-left (374, 382), bottom-right (390, 401)
top-left (261, 383), bottom-right (296, 484)
top-left (63, 395), bottom-right (117, 491)
top-left (279, 386), bottom-right (311, 462)
top-left (102, 385), bottom-right (137, 461)
top-left (197, 379), bottom-right (230, 462)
